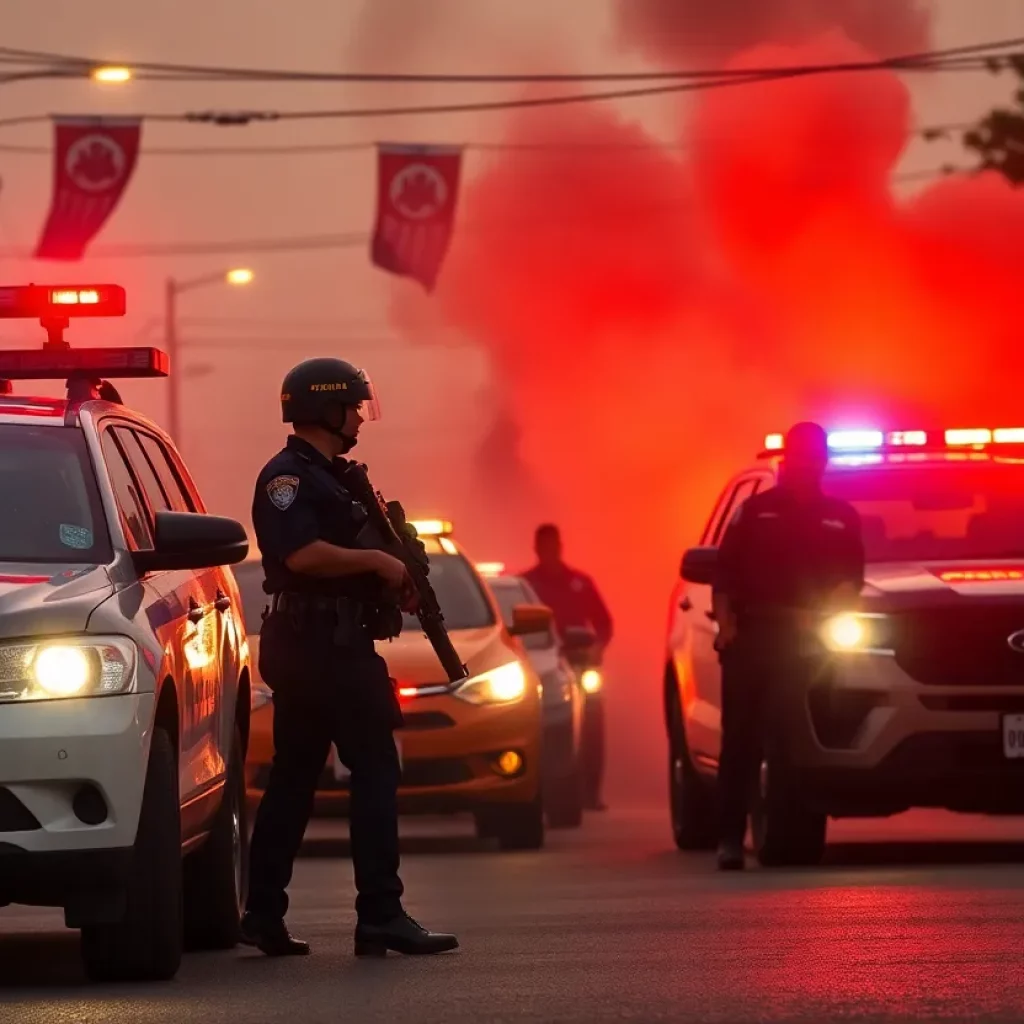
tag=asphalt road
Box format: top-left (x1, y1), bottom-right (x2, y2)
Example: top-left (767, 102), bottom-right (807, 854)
top-left (3, 807), bottom-right (1024, 1023)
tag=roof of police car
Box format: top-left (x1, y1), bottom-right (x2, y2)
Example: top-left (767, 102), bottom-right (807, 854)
top-left (0, 394), bottom-right (156, 429)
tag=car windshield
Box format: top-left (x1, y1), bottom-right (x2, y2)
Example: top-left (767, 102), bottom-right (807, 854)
top-left (489, 577), bottom-right (551, 650)
top-left (0, 424), bottom-right (111, 564)
top-left (402, 553), bottom-right (495, 632)
top-left (232, 561), bottom-right (270, 633)
top-left (824, 460), bottom-right (1024, 562)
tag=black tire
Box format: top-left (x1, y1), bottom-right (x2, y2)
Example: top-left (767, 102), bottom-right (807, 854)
top-left (668, 690), bottom-right (717, 851)
top-left (545, 760), bottom-right (584, 830)
top-left (183, 727), bottom-right (248, 950)
top-left (751, 755), bottom-right (827, 867)
top-left (81, 728), bottom-right (183, 982)
top-left (489, 794), bottom-right (545, 851)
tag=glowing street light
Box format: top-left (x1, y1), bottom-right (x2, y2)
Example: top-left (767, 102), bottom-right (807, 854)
top-left (226, 267), bottom-right (254, 286)
top-left (91, 65), bottom-right (134, 85)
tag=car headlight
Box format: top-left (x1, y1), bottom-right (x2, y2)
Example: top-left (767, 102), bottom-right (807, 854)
top-left (820, 613), bottom-right (894, 655)
top-left (580, 669), bottom-right (603, 694)
top-left (0, 636), bottom-right (136, 702)
top-left (454, 660), bottom-right (527, 705)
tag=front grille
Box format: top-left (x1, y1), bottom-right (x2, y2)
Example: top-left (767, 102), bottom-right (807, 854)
top-left (893, 605), bottom-right (1024, 686)
top-left (315, 757), bottom-right (472, 791)
top-left (0, 788), bottom-right (41, 832)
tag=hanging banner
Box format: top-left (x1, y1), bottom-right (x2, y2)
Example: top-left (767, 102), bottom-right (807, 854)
top-left (34, 116), bottom-right (142, 261)
top-left (371, 143), bottom-right (462, 292)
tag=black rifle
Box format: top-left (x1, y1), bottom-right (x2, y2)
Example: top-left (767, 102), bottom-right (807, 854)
top-left (340, 460), bottom-right (468, 685)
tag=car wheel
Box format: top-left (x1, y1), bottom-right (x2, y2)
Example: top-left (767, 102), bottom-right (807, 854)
top-left (751, 755), bottom-right (827, 867)
top-left (545, 760), bottom-right (584, 830)
top-left (668, 691), bottom-right (716, 850)
top-left (183, 726), bottom-right (248, 950)
top-left (488, 794), bottom-right (546, 851)
top-left (80, 728), bottom-right (183, 982)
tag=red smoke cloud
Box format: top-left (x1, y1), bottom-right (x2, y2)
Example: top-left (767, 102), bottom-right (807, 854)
top-left (616, 0), bottom-right (931, 67)
top-left (391, 20), bottom-right (1024, 801)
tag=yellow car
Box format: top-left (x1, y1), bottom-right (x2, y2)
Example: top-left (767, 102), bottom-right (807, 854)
top-left (234, 521), bottom-right (552, 850)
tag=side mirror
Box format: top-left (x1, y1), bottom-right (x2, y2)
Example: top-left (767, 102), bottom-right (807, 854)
top-left (508, 603), bottom-right (554, 637)
top-left (680, 546), bottom-right (717, 586)
top-left (562, 625), bottom-right (597, 650)
top-left (133, 511), bottom-right (249, 573)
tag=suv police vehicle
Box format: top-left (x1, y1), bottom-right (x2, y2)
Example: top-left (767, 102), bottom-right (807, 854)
top-left (666, 427), bottom-right (1024, 866)
top-left (0, 285), bottom-right (251, 981)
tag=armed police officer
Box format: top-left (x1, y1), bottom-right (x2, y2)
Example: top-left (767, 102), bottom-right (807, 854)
top-left (711, 422), bottom-right (864, 871)
top-left (242, 357), bottom-right (458, 957)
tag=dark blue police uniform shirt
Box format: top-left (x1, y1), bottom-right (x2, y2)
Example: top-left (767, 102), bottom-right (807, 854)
top-left (252, 436), bottom-right (371, 596)
top-left (713, 485), bottom-right (865, 616)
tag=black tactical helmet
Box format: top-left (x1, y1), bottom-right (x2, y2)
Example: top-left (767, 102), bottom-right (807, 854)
top-left (280, 357), bottom-right (379, 425)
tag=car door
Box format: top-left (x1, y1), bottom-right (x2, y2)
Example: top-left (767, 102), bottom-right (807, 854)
top-left (132, 429), bottom-right (241, 780)
top-left (683, 474), bottom-right (764, 766)
top-left (106, 426), bottom-right (223, 807)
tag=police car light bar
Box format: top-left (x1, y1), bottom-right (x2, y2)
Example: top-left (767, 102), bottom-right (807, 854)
top-left (410, 519), bottom-right (454, 537)
top-left (475, 562), bottom-right (506, 577)
top-left (0, 284), bottom-right (126, 320)
top-left (763, 427), bottom-right (1024, 456)
top-left (0, 346), bottom-right (169, 380)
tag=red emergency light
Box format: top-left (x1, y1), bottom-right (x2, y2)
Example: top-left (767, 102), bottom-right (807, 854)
top-left (0, 284), bottom-right (126, 320)
top-left (0, 346), bottom-right (168, 380)
top-left (937, 568), bottom-right (1024, 583)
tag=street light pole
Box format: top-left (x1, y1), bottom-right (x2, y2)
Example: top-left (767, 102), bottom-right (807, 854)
top-left (162, 268), bottom-right (253, 451)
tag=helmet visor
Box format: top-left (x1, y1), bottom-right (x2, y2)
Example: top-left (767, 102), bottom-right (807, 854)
top-left (357, 369), bottom-right (381, 421)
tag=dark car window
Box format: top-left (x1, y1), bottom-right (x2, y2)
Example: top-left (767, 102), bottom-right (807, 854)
top-left (114, 427), bottom-right (171, 518)
top-left (135, 432), bottom-right (195, 512)
top-left (100, 430), bottom-right (153, 550)
top-left (0, 424), bottom-right (113, 563)
top-left (401, 553), bottom-right (495, 632)
top-left (232, 561), bottom-right (269, 633)
top-left (825, 461), bottom-right (1024, 562)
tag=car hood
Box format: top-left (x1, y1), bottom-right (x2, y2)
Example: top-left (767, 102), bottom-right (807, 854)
top-left (246, 623), bottom-right (507, 688)
top-left (0, 563), bottom-right (115, 639)
top-left (863, 561), bottom-right (1024, 606)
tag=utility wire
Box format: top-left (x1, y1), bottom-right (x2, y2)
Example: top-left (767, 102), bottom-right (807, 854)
top-left (0, 122), bottom-right (977, 157)
top-left (0, 36), bottom-right (1021, 83)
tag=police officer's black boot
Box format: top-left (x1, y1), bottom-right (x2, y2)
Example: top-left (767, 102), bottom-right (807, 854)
top-left (716, 841), bottom-right (745, 871)
top-left (354, 912), bottom-right (459, 957)
top-left (241, 912), bottom-right (311, 956)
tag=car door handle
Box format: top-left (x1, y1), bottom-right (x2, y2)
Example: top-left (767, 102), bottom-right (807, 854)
top-left (187, 597), bottom-right (204, 624)
top-left (679, 596), bottom-right (692, 611)
top-left (214, 590), bottom-right (231, 613)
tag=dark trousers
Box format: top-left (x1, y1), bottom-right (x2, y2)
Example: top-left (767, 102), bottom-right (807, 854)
top-left (717, 626), bottom-right (804, 847)
top-left (246, 612), bottom-right (404, 924)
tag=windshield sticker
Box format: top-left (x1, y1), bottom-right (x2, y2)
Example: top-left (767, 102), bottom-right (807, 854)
top-left (59, 524), bottom-right (93, 550)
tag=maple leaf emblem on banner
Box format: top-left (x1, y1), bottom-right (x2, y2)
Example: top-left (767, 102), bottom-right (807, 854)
top-left (65, 134), bottom-right (126, 193)
top-left (390, 163), bottom-right (449, 220)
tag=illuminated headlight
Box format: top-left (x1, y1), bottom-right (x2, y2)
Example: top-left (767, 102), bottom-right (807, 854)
top-left (820, 613), bottom-right (894, 655)
top-left (0, 637), bottom-right (136, 701)
top-left (581, 669), bottom-right (603, 694)
top-left (454, 661), bottom-right (527, 705)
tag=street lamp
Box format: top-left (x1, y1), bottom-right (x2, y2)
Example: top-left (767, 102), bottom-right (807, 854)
top-left (165, 268), bottom-right (254, 447)
top-left (91, 65), bottom-right (134, 84)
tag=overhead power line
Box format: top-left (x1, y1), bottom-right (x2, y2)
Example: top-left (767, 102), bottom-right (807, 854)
top-left (0, 40), bottom-right (1019, 130)
top-left (0, 36), bottom-right (1021, 84)
top-left (0, 122), bottom-right (976, 158)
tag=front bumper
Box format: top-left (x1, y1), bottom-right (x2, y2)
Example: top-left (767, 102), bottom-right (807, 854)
top-left (778, 653), bottom-right (1024, 815)
top-left (0, 694), bottom-right (153, 856)
top-left (246, 693), bottom-right (542, 814)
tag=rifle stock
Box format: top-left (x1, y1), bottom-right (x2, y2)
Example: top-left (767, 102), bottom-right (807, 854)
top-left (341, 461), bottom-right (468, 685)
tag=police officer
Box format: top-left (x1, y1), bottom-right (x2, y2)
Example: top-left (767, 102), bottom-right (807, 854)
top-left (523, 523), bottom-right (614, 811)
top-left (241, 357), bottom-right (458, 957)
top-left (711, 422), bottom-right (864, 871)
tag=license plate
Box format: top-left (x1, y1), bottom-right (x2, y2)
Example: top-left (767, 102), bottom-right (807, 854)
top-left (331, 736), bottom-right (403, 780)
top-left (1002, 714), bottom-right (1024, 759)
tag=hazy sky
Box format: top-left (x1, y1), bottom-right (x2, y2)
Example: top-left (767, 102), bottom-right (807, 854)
top-left (1, 0), bottom-right (1021, 528)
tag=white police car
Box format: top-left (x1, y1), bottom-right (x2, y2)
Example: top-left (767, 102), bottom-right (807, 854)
top-left (668, 426), bottom-right (1024, 866)
top-left (0, 285), bottom-right (251, 981)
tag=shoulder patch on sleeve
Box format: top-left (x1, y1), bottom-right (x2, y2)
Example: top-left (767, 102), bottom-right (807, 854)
top-left (266, 475), bottom-right (300, 510)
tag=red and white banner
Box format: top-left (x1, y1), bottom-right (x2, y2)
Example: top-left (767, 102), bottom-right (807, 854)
top-left (371, 144), bottom-right (462, 291)
top-left (34, 116), bottom-right (142, 261)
